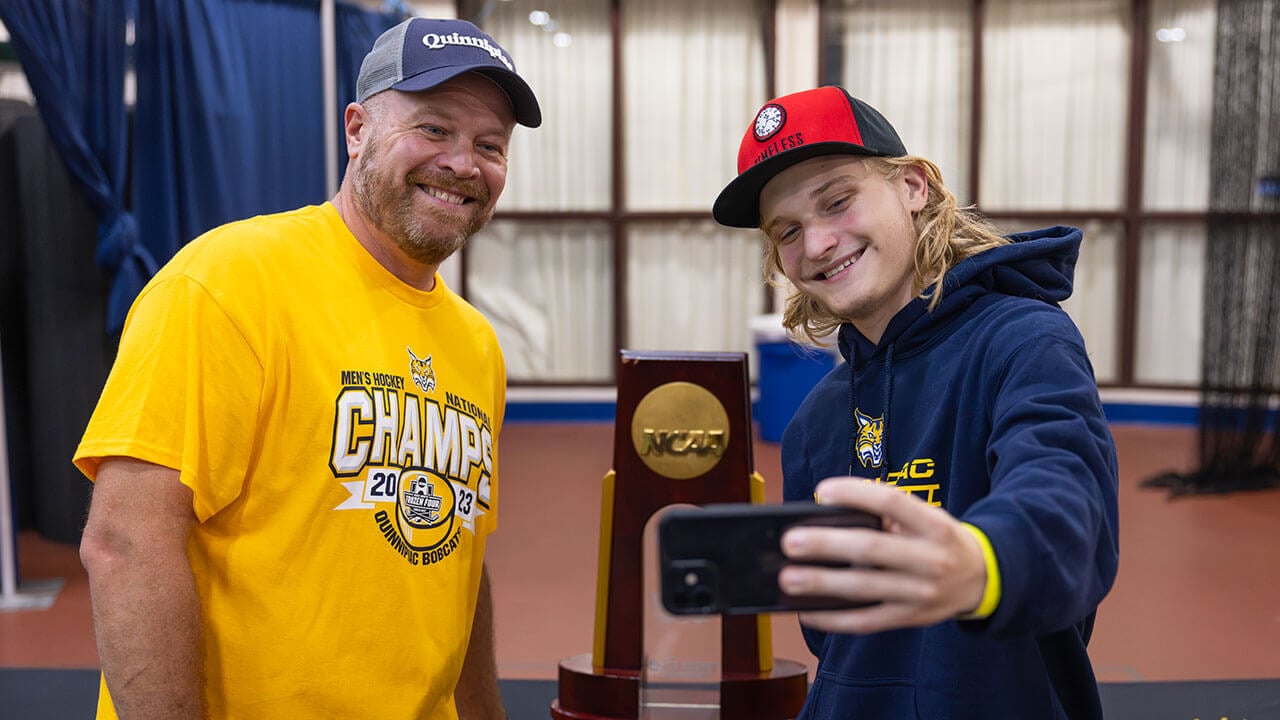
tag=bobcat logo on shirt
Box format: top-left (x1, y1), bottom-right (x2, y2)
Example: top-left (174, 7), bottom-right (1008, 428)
top-left (407, 347), bottom-right (436, 394)
top-left (854, 409), bottom-right (884, 468)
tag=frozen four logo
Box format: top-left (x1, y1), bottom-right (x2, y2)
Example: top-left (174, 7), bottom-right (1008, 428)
top-left (403, 472), bottom-right (445, 526)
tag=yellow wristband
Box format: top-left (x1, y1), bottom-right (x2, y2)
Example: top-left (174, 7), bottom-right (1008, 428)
top-left (958, 522), bottom-right (1001, 620)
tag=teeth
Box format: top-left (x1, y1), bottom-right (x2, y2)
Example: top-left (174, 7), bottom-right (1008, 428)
top-left (822, 257), bottom-right (856, 279)
top-left (425, 187), bottom-right (466, 205)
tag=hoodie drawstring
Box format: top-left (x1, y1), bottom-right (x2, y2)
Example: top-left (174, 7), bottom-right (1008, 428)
top-left (848, 343), bottom-right (895, 481)
top-left (847, 365), bottom-right (857, 476)
top-left (880, 344), bottom-right (894, 482)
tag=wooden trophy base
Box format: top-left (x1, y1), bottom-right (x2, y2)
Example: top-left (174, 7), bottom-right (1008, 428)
top-left (550, 653), bottom-right (808, 720)
top-left (550, 654), bottom-right (640, 720)
top-left (721, 659), bottom-right (808, 718)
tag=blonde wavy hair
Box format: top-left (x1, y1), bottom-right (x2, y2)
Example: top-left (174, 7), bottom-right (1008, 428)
top-left (765, 155), bottom-right (1009, 346)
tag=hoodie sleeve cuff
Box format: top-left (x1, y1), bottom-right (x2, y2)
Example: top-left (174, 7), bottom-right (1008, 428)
top-left (957, 522), bottom-right (1002, 620)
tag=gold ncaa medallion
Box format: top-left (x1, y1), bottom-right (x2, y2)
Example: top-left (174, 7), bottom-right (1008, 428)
top-left (630, 381), bottom-right (730, 479)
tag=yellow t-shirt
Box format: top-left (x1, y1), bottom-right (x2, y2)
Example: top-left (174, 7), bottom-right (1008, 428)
top-left (75, 203), bottom-right (504, 719)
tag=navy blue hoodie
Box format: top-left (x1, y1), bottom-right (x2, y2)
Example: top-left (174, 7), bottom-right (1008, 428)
top-left (781, 226), bottom-right (1119, 720)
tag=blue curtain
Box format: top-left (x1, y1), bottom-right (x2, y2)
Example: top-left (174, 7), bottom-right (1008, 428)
top-left (132, 0), bottom-right (327, 294)
top-left (132, 0), bottom-right (399, 322)
top-left (0, 0), bottom-right (141, 332)
top-left (335, 1), bottom-right (402, 177)
top-left (2, 0), bottom-right (398, 333)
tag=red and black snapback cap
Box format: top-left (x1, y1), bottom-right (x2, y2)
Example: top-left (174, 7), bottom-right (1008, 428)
top-left (712, 86), bottom-right (907, 228)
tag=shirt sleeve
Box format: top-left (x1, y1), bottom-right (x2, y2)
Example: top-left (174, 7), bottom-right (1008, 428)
top-left (74, 274), bottom-right (265, 522)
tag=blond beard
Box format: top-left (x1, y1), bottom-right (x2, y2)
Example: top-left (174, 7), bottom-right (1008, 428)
top-left (352, 132), bottom-right (494, 266)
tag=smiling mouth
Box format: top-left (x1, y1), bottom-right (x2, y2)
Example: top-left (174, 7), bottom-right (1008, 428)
top-left (818, 250), bottom-right (863, 280)
top-left (419, 185), bottom-right (471, 205)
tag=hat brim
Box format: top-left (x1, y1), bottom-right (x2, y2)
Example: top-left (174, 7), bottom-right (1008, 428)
top-left (391, 65), bottom-right (542, 128)
top-left (712, 142), bottom-right (887, 228)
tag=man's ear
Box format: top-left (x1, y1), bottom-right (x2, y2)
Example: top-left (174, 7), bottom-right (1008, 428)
top-left (344, 102), bottom-right (368, 160)
top-left (900, 163), bottom-right (928, 213)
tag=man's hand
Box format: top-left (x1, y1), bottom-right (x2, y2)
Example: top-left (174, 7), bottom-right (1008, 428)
top-left (778, 477), bottom-right (988, 634)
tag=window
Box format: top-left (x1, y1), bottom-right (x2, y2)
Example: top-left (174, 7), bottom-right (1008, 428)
top-left (823, 0), bottom-right (1219, 388)
top-left (463, 0), bottom-right (770, 384)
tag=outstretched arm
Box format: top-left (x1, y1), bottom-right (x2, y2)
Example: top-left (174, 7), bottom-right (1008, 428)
top-left (79, 457), bottom-right (203, 719)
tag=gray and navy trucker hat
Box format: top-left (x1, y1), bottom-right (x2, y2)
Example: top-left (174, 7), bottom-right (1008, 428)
top-left (356, 17), bottom-right (542, 128)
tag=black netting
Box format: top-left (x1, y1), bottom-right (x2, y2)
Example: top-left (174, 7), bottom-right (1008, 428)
top-left (1144, 0), bottom-right (1280, 497)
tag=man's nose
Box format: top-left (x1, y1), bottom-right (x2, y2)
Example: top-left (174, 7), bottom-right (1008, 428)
top-left (803, 222), bottom-right (838, 257)
top-left (435, 140), bottom-right (481, 179)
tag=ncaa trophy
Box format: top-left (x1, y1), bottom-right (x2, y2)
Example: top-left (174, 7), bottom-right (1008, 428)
top-left (550, 351), bottom-right (807, 719)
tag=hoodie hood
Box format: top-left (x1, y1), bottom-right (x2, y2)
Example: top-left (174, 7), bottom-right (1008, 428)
top-left (838, 225), bottom-right (1082, 365)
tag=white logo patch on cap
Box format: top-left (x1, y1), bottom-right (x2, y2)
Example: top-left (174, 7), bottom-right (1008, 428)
top-left (753, 104), bottom-right (786, 142)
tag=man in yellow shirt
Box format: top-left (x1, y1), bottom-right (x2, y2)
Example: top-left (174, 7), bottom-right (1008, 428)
top-left (75, 17), bottom-right (540, 719)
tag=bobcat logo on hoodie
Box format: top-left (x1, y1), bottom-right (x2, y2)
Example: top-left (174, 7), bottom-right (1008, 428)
top-left (854, 408), bottom-right (884, 469)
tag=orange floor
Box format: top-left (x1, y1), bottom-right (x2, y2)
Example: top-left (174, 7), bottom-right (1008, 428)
top-left (3, 423), bottom-right (1279, 684)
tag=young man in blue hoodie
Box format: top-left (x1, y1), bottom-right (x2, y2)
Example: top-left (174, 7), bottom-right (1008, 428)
top-left (713, 86), bottom-right (1119, 719)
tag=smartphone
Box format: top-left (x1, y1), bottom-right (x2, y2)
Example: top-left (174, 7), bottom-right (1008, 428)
top-left (657, 502), bottom-right (882, 616)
